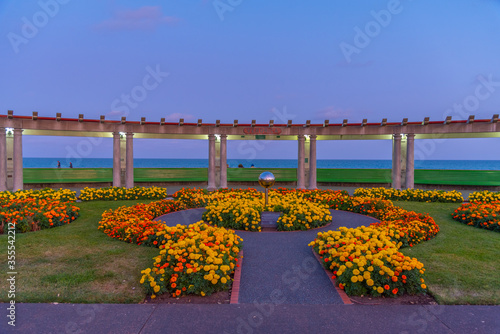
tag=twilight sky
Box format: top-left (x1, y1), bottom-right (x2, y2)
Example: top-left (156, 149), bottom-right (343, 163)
top-left (0, 0), bottom-right (499, 161)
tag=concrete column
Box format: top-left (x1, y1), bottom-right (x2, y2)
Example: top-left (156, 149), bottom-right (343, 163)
top-left (0, 128), bottom-right (6, 191)
top-left (391, 134), bottom-right (402, 189)
top-left (305, 136), bottom-right (310, 187)
top-left (125, 132), bottom-right (134, 188)
top-left (112, 132), bottom-right (121, 187)
top-left (120, 134), bottom-right (126, 185)
top-left (405, 134), bottom-right (415, 189)
top-left (208, 134), bottom-right (216, 191)
top-left (220, 134), bottom-right (227, 188)
top-left (297, 135), bottom-right (306, 189)
top-left (13, 128), bottom-right (23, 191)
top-left (215, 136), bottom-right (221, 188)
top-left (308, 135), bottom-right (317, 189)
top-left (6, 132), bottom-right (13, 190)
top-left (400, 134), bottom-right (407, 187)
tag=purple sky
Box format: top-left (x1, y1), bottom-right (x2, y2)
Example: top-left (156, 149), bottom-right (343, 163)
top-left (1, 0), bottom-right (499, 160)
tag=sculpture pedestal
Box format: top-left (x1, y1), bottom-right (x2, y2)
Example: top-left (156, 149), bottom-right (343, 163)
top-left (260, 212), bottom-right (280, 231)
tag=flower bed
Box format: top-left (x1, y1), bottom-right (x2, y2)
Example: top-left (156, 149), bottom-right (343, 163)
top-left (309, 195), bottom-right (438, 297)
top-left (200, 190), bottom-right (332, 231)
top-left (140, 222), bottom-right (241, 298)
top-left (98, 199), bottom-right (242, 298)
top-left (80, 186), bottom-right (167, 201)
top-left (468, 190), bottom-right (500, 203)
top-left (353, 187), bottom-right (464, 203)
top-left (0, 197), bottom-right (80, 233)
top-left (452, 201), bottom-right (500, 232)
top-left (98, 200), bottom-right (186, 245)
top-left (0, 188), bottom-right (77, 202)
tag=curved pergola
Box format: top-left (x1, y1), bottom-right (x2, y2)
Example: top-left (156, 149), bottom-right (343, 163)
top-left (0, 110), bottom-right (498, 191)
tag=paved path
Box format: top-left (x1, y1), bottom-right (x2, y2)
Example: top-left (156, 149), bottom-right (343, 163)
top-left (157, 209), bottom-right (378, 305)
top-left (2, 303), bottom-right (497, 333)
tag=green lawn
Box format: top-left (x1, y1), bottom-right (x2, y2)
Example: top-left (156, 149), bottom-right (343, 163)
top-left (1, 200), bottom-right (498, 304)
top-left (394, 201), bottom-right (500, 305)
top-left (0, 200), bottom-right (158, 303)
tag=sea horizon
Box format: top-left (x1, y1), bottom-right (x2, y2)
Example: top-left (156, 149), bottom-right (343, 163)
top-left (22, 158), bottom-right (500, 170)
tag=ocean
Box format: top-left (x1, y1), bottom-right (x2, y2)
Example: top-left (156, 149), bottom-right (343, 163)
top-left (22, 158), bottom-right (500, 170)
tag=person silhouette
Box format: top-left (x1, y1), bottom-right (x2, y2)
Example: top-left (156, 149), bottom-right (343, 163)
top-left (69, 162), bottom-right (73, 168)
top-left (57, 161), bottom-right (61, 168)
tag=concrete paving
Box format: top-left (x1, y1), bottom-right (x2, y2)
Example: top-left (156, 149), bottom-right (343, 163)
top-left (1, 303), bottom-right (497, 333)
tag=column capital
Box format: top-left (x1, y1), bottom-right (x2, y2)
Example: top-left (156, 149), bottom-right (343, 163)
top-left (220, 134), bottom-right (227, 139)
top-left (309, 134), bottom-right (317, 140)
top-left (13, 128), bottom-right (23, 134)
top-left (406, 133), bottom-right (415, 139)
top-left (126, 132), bottom-right (134, 137)
top-left (297, 134), bottom-right (305, 141)
top-left (393, 134), bottom-right (402, 140)
top-left (112, 131), bottom-right (121, 136)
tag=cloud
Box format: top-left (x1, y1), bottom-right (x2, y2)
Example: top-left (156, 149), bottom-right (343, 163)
top-left (165, 113), bottom-right (195, 122)
top-left (94, 6), bottom-right (179, 31)
top-left (315, 106), bottom-right (351, 120)
top-left (106, 109), bottom-right (129, 118)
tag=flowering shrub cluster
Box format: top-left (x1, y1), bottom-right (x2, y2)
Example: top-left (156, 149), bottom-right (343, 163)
top-left (98, 200), bottom-right (186, 245)
top-left (353, 187), bottom-right (464, 203)
top-left (309, 195), bottom-right (438, 297)
top-left (98, 198), bottom-right (242, 298)
top-left (80, 186), bottom-right (167, 201)
top-left (198, 189), bottom-right (332, 231)
top-left (0, 197), bottom-right (80, 233)
top-left (0, 188), bottom-right (77, 202)
top-left (310, 226), bottom-right (427, 297)
top-left (468, 190), bottom-right (500, 203)
top-left (171, 188), bottom-right (210, 208)
top-left (452, 201), bottom-right (500, 232)
top-left (140, 222), bottom-right (242, 298)
top-left (203, 196), bottom-right (262, 231)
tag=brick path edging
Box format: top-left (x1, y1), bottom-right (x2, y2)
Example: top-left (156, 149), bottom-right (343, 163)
top-left (230, 250), bottom-right (244, 304)
top-left (311, 248), bottom-right (353, 305)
